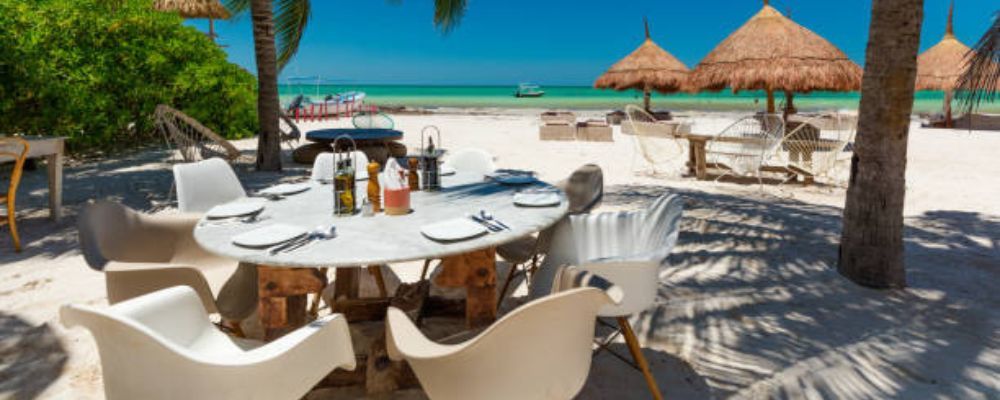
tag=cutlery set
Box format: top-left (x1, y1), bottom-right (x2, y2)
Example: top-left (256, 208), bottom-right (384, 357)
top-left (468, 209), bottom-right (511, 232)
top-left (268, 225), bottom-right (337, 255)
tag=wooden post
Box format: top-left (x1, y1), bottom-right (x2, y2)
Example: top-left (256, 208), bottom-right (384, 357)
top-left (434, 248), bottom-right (498, 328)
top-left (643, 86), bottom-right (652, 112)
top-left (943, 89), bottom-right (953, 128)
top-left (766, 89), bottom-right (776, 113)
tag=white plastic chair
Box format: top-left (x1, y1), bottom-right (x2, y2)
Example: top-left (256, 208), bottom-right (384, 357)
top-left (77, 200), bottom-right (258, 324)
top-left (310, 151), bottom-right (371, 182)
top-left (706, 114), bottom-right (785, 191)
top-left (531, 193), bottom-right (685, 400)
top-left (173, 158), bottom-right (247, 213)
top-left (62, 286), bottom-right (355, 400)
top-left (625, 105), bottom-right (686, 176)
top-left (386, 266), bottom-right (622, 400)
top-left (441, 148), bottom-right (497, 177)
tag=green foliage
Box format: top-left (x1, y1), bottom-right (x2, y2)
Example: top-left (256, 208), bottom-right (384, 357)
top-left (0, 0), bottom-right (258, 153)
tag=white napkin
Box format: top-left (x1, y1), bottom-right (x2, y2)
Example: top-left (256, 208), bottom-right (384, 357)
top-left (384, 158), bottom-right (408, 190)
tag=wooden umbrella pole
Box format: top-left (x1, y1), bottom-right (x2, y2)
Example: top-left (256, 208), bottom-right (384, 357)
top-left (643, 86), bottom-right (652, 112)
top-left (766, 89), bottom-right (776, 113)
top-left (209, 18), bottom-right (216, 42)
top-left (783, 90), bottom-right (796, 120)
top-left (944, 89), bottom-right (953, 128)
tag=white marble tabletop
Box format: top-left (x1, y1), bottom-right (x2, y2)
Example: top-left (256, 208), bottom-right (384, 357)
top-left (193, 173), bottom-right (568, 268)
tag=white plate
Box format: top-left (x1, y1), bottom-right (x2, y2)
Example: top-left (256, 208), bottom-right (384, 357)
top-left (259, 183), bottom-right (311, 196)
top-left (205, 202), bottom-right (265, 219)
top-left (232, 224), bottom-right (308, 248)
top-left (514, 192), bottom-right (561, 207)
top-left (421, 218), bottom-right (488, 242)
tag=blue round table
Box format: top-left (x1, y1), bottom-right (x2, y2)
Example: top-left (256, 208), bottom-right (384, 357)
top-left (305, 128), bottom-right (403, 144)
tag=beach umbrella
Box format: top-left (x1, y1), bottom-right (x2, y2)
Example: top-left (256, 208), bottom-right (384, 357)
top-left (153, 0), bottom-right (230, 42)
top-left (688, 0), bottom-right (862, 115)
top-left (916, 1), bottom-right (972, 127)
top-left (594, 19), bottom-right (689, 112)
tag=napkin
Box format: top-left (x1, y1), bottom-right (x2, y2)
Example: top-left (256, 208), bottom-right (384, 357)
top-left (384, 158), bottom-right (409, 190)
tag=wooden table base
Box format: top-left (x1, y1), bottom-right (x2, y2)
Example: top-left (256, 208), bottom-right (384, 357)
top-left (257, 266), bottom-right (327, 340)
top-left (433, 248), bottom-right (498, 328)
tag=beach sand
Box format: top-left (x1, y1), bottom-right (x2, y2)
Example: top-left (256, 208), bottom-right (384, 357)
top-left (1, 110), bottom-right (997, 399)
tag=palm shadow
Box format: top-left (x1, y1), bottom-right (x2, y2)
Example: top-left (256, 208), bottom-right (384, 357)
top-left (0, 313), bottom-right (68, 399)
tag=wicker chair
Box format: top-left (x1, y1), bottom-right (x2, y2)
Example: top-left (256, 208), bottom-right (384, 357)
top-left (625, 105), bottom-right (686, 176)
top-left (155, 105), bottom-right (244, 165)
top-left (351, 111), bottom-right (395, 129)
top-left (1, 137), bottom-right (29, 252)
top-left (278, 114), bottom-right (302, 151)
top-left (773, 115), bottom-right (855, 185)
top-left (705, 114), bottom-right (785, 191)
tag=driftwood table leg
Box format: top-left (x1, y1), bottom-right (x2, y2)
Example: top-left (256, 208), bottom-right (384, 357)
top-left (258, 266), bottom-right (328, 341)
top-left (435, 248), bottom-right (498, 329)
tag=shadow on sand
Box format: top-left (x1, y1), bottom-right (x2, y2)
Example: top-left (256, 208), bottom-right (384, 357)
top-left (0, 313), bottom-right (68, 399)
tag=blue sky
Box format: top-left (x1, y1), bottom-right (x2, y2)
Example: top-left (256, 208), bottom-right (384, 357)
top-left (190, 0), bottom-right (998, 85)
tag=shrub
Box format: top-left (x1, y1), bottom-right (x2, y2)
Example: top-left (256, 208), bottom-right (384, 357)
top-left (0, 0), bottom-right (258, 153)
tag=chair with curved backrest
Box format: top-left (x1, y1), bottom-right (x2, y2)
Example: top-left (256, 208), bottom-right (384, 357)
top-left (531, 193), bottom-right (685, 400)
top-left (625, 105), bottom-right (686, 176)
top-left (387, 266), bottom-right (623, 400)
top-left (310, 151), bottom-right (371, 182)
top-left (441, 148), bottom-right (497, 177)
top-left (61, 286), bottom-right (355, 400)
top-left (77, 200), bottom-right (258, 325)
top-left (496, 164), bottom-right (604, 303)
top-left (155, 104), bottom-right (244, 165)
top-left (773, 114), bottom-right (856, 185)
top-left (173, 158), bottom-right (247, 213)
top-left (1, 137), bottom-right (29, 252)
top-left (352, 111), bottom-right (395, 130)
top-left (706, 114), bottom-right (785, 191)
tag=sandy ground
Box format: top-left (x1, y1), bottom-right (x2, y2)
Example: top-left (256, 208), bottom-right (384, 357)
top-left (1, 110), bottom-right (998, 399)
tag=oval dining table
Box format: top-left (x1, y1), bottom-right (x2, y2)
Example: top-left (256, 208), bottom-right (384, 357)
top-left (194, 173), bottom-right (568, 335)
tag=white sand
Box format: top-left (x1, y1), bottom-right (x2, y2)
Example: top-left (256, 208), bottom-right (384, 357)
top-left (1, 110), bottom-right (997, 399)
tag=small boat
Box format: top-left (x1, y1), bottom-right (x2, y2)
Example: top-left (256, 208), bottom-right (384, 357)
top-left (514, 83), bottom-right (545, 98)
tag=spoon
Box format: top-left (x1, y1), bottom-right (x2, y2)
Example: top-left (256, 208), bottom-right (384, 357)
top-left (480, 210), bottom-right (511, 230)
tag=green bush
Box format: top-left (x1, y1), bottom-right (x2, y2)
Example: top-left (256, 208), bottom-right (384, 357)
top-left (0, 0), bottom-right (258, 153)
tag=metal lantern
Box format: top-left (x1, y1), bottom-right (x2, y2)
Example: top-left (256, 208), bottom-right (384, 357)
top-left (419, 126), bottom-right (445, 191)
top-left (331, 135), bottom-right (358, 216)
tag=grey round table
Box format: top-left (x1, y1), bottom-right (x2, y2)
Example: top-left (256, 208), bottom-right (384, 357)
top-left (193, 174), bottom-right (567, 268)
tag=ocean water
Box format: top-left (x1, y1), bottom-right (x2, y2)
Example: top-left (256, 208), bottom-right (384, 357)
top-left (279, 85), bottom-right (1000, 114)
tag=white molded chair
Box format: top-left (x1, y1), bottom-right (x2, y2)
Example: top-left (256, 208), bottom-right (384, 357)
top-left (625, 105), bottom-right (686, 176)
top-left (61, 286), bottom-right (355, 400)
top-left (387, 266), bottom-right (622, 400)
top-left (173, 157), bottom-right (247, 213)
top-left (532, 193), bottom-right (685, 400)
top-left (706, 114), bottom-right (784, 191)
top-left (441, 148), bottom-right (496, 177)
top-left (77, 200), bottom-right (258, 324)
top-left (310, 151), bottom-right (371, 182)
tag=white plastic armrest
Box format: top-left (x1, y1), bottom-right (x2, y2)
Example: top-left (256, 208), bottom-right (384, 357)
top-left (102, 261), bottom-right (217, 312)
top-left (239, 314), bottom-right (356, 370)
top-left (386, 307), bottom-right (465, 361)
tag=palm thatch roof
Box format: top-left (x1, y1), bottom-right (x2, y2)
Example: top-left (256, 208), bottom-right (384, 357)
top-left (688, 3), bottom-right (861, 93)
top-left (594, 21), bottom-right (689, 94)
top-left (916, 2), bottom-right (973, 90)
top-left (153, 0), bottom-right (230, 19)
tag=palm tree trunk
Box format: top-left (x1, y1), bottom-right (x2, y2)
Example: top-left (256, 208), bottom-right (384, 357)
top-left (838, 0), bottom-right (924, 289)
top-left (250, 0), bottom-right (282, 171)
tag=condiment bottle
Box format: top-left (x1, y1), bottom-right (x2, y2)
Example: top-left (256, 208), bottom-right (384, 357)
top-left (407, 158), bottom-right (420, 191)
top-left (367, 161), bottom-right (381, 213)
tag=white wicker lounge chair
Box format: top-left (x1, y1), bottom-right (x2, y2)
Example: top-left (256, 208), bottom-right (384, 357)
top-left (625, 105), bottom-right (686, 176)
top-left (173, 158), bottom-right (247, 213)
top-left (386, 266), bottom-right (622, 400)
top-left (532, 193), bottom-right (683, 400)
top-left (61, 286), bottom-right (355, 400)
top-left (772, 115), bottom-right (855, 185)
top-left (77, 200), bottom-right (259, 326)
top-left (705, 114), bottom-right (784, 190)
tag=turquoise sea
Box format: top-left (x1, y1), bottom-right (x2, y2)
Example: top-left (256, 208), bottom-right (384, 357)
top-left (278, 85), bottom-right (999, 114)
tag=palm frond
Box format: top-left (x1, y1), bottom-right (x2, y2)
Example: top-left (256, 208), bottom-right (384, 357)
top-left (957, 11), bottom-right (1000, 113)
top-left (274, 0), bottom-right (310, 70)
top-left (434, 0), bottom-right (466, 33)
top-left (223, 0), bottom-right (251, 15)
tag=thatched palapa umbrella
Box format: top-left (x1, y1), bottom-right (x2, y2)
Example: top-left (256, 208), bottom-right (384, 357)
top-left (153, 0), bottom-right (230, 42)
top-left (916, 1), bottom-right (972, 127)
top-left (688, 1), bottom-right (862, 115)
top-left (594, 19), bottom-right (689, 112)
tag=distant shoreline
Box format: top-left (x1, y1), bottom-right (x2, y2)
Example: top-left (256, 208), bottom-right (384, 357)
top-left (278, 84), bottom-right (1000, 114)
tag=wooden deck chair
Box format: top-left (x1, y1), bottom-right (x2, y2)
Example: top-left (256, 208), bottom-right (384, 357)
top-left (0, 136), bottom-right (29, 251)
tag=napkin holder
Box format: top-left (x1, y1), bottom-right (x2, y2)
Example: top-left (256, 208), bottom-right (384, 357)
top-left (384, 187), bottom-right (410, 215)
